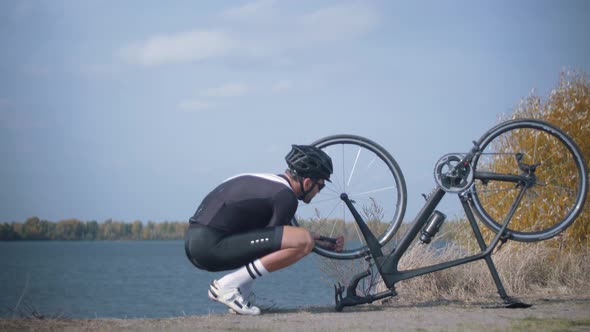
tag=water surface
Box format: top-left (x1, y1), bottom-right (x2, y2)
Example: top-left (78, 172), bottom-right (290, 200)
top-left (0, 241), bottom-right (336, 318)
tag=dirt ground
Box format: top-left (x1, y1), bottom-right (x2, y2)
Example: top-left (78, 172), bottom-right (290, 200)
top-left (2, 296), bottom-right (590, 332)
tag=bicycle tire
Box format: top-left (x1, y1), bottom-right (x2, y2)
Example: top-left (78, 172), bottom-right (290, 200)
top-left (470, 119), bottom-right (588, 242)
top-left (291, 134), bottom-right (407, 259)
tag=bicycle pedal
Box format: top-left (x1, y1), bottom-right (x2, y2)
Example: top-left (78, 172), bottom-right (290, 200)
top-left (334, 283), bottom-right (344, 296)
top-left (334, 283), bottom-right (344, 312)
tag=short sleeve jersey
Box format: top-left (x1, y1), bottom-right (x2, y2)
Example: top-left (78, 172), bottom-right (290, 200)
top-left (189, 173), bottom-right (298, 233)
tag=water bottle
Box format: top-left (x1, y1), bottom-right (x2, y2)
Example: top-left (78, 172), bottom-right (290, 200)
top-left (420, 210), bottom-right (446, 244)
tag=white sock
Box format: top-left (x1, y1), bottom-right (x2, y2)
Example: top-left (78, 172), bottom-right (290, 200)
top-left (218, 259), bottom-right (269, 291)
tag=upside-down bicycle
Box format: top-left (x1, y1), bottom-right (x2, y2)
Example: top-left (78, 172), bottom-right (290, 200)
top-left (292, 119), bottom-right (588, 311)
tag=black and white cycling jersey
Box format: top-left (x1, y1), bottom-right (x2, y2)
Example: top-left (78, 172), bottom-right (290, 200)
top-left (189, 173), bottom-right (298, 234)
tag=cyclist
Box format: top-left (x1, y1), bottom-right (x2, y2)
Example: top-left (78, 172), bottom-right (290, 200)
top-left (184, 144), bottom-right (344, 315)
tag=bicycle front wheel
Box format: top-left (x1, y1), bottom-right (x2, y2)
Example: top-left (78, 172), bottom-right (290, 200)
top-left (470, 119), bottom-right (588, 242)
top-left (291, 134), bottom-right (407, 259)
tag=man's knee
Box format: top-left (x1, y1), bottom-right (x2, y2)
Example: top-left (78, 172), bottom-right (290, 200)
top-left (282, 226), bottom-right (315, 254)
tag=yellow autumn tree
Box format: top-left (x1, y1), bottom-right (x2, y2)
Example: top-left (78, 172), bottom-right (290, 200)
top-left (501, 70), bottom-right (589, 247)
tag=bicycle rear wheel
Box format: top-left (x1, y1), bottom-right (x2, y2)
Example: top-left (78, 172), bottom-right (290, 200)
top-left (291, 134), bottom-right (407, 259)
top-left (470, 119), bottom-right (588, 242)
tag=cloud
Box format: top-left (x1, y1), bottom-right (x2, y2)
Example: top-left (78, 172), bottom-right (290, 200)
top-left (177, 100), bottom-right (216, 112)
top-left (271, 80), bottom-right (293, 93)
top-left (223, 2), bottom-right (380, 53)
top-left (78, 63), bottom-right (121, 78)
top-left (220, 0), bottom-right (277, 21)
top-left (121, 30), bottom-right (236, 66)
top-left (176, 83), bottom-right (250, 113)
top-left (119, 2), bottom-right (379, 67)
top-left (203, 83), bottom-right (250, 98)
top-left (223, 2), bottom-right (380, 47)
top-left (299, 3), bottom-right (379, 43)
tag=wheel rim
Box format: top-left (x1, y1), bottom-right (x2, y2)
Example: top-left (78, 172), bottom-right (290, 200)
top-left (293, 135), bottom-right (406, 259)
top-left (471, 120), bottom-right (587, 242)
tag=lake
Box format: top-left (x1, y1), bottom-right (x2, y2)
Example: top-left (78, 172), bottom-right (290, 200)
top-left (0, 241), bottom-right (339, 318)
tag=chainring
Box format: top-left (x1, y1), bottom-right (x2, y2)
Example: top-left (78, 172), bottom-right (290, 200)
top-left (434, 153), bottom-right (474, 193)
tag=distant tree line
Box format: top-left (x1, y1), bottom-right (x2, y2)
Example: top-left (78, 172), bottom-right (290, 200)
top-left (0, 217), bottom-right (188, 241)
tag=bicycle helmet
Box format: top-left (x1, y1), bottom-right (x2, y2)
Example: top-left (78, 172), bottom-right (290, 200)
top-left (285, 145), bottom-right (333, 181)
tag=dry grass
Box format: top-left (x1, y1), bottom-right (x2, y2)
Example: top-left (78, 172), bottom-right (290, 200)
top-left (315, 234), bottom-right (590, 304)
top-left (391, 241), bottom-right (590, 302)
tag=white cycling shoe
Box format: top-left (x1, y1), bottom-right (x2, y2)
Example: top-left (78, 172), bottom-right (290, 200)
top-left (208, 280), bottom-right (261, 316)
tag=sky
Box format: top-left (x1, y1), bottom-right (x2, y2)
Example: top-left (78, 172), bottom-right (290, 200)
top-left (1, 0), bottom-right (589, 223)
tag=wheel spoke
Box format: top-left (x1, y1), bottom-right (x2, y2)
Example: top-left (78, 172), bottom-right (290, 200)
top-left (355, 186), bottom-right (398, 196)
top-left (347, 147), bottom-right (362, 187)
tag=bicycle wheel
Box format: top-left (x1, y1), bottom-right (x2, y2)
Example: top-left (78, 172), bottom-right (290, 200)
top-left (470, 119), bottom-right (588, 242)
top-left (291, 134), bottom-right (407, 259)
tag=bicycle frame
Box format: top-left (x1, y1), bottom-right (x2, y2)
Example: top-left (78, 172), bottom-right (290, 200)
top-left (334, 146), bottom-right (532, 311)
